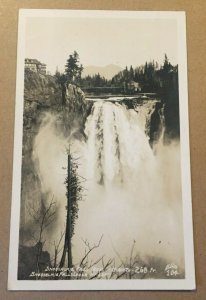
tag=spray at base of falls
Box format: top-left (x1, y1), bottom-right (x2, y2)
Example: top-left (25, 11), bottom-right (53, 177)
top-left (32, 100), bottom-right (184, 269)
top-left (75, 100), bottom-right (184, 268)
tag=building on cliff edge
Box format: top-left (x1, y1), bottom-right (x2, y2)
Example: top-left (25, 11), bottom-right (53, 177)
top-left (25, 58), bottom-right (47, 75)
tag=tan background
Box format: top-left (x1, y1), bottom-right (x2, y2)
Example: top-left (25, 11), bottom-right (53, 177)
top-left (0, 0), bottom-right (205, 299)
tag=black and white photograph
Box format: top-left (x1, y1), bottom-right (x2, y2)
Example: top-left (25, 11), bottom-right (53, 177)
top-left (8, 9), bottom-right (195, 290)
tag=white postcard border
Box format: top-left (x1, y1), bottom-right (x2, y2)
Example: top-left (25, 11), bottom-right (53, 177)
top-left (8, 9), bottom-right (195, 291)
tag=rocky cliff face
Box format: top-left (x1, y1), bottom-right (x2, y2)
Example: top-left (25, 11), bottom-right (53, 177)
top-left (18, 243), bottom-right (51, 280)
top-left (21, 71), bottom-right (91, 229)
top-left (60, 82), bottom-right (92, 138)
top-left (19, 71), bottom-right (93, 278)
top-left (149, 101), bottom-right (164, 147)
top-left (120, 98), bottom-right (165, 147)
top-left (23, 69), bottom-right (62, 132)
top-left (23, 69), bottom-right (91, 141)
top-left (24, 69), bottom-right (62, 105)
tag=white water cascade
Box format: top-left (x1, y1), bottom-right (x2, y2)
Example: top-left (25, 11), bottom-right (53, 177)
top-left (73, 100), bottom-right (184, 268)
top-left (31, 98), bottom-right (184, 274)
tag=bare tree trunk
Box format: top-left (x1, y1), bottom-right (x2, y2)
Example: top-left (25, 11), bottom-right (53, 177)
top-left (67, 152), bottom-right (72, 270)
top-left (59, 152), bottom-right (73, 275)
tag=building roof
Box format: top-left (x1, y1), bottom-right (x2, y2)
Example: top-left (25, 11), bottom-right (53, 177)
top-left (25, 58), bottom-right (46, 66)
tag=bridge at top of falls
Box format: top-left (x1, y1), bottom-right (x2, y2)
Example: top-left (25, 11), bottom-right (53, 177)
top-left (81, 86), bottom-right (157, 98)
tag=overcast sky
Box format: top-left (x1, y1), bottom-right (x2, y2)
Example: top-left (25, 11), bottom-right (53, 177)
top-left (25, 16), bottom-right (178, 74)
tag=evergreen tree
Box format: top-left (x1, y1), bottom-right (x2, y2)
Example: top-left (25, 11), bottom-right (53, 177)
top-left (65, 51), bottom-right (83, 83)
top-left (163, 54), bottom-right (172, 73)
top-left (129, 65), bottom-right (134, 81)
top-left (124, 66), bottom-right (129, 82)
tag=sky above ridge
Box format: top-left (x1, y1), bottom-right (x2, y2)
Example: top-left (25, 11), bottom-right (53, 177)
top-left (25, 14), bottom-right (178, 74)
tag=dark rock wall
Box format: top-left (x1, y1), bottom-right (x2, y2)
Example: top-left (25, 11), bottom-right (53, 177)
top-left (20, 70), bottom-right (91, 230)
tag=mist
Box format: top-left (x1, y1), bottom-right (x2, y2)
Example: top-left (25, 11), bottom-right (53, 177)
top-left (31, 101), bottom-right (184, 270)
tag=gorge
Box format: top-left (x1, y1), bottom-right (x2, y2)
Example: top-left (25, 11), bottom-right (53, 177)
top-left (18, 70), bottom-right (184, 279)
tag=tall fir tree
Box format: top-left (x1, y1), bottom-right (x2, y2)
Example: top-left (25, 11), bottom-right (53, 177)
top-left (65, 51), bottom-right (83, 83)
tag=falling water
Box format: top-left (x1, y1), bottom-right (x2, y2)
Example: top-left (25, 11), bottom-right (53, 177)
top-left (73, 100), bottom-right (184, 268)
top-left (84, 101), bottom-right (155, 187)
top-left (31, 99), bottom-right (184, 272)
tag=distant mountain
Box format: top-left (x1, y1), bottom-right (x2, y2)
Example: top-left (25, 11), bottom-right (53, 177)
top-left (82, 64), bottom-right (123, 80)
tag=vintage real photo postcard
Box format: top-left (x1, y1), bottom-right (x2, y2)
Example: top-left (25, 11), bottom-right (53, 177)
top-left (8, 9), bottom-right (195, 290)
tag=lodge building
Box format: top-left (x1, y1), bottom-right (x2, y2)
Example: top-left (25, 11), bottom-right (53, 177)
top-left (25, 58), bottom-right (47, 75)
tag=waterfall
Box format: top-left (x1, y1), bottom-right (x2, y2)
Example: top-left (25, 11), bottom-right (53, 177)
top-left (158, 104), bottom-right (166, 145)
top-left (74, 99), bottom-right (184, 268)
top-left (84, 100), bottom-right (155, 187)
top-left (31, 99), bottom-right (184, 271)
